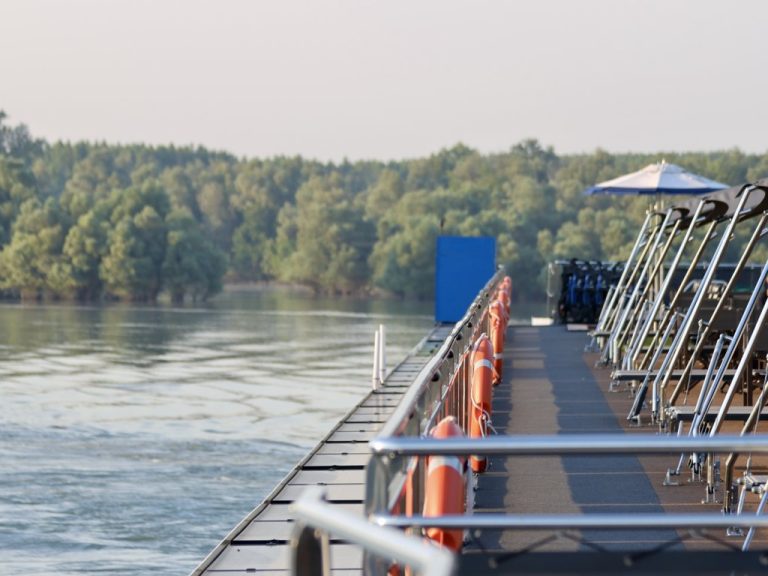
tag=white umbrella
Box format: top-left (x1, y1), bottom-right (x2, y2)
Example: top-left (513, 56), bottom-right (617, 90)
top-left (584, 161), bottom-right (728, 196)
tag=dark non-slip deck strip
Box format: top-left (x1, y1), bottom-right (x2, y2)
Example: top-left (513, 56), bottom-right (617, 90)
top-left (468, 326), bottom-right (677, 555)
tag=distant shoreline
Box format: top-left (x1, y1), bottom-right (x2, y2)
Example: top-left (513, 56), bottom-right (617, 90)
top-left (221, 280), bottom-right (424, 301)
top-left (221, 281), bottom-right (315, 293)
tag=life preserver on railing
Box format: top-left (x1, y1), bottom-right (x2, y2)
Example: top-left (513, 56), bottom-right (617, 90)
top-left (499, 276), bottom-right (512, 316)
top-left (488, 301), bottom-right (506, 386)
top-left (502, 275), bottom-right (512, 294)
top-left (423, 416), bottom-right (466, 552)
top-left (495, 290), bottom-right (510, 325)
top-left (469, 335), bottom-right (494, 472)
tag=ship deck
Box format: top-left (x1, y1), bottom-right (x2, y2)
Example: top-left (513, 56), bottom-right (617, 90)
top-left (194, 324), bottom-right (768, 575)
top-left (193, 326), bottom-right (453, 575)
top-left (466, 325), bottom-right (768, 562)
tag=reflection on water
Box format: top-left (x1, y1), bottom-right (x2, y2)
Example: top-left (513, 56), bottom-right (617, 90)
top-left (0, 287), bottom-right (432, 575)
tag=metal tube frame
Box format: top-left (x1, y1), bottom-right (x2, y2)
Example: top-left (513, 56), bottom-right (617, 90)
top-left (710, 287), bottom-right (768, 436)
top-left (613, 218), bottom-right (682, 364)
top-left (373, 512), bottom-right (768, 532)
top-left (626, 311), bottom-right (681, 421)
top-left (626, 200), bottom-right (708, 370)
top-left (665, 213), bottom-right (768, 410)
top-left (676, 258), bottom-right (768, 428)
top-left (370, 433), bottom-right (768, 457)
top-left (599, 217), bottom-right (661, 350)
top-left (624, 299), bottom-right (652, 366)
top-left (602, 211), bottom-right (670, 365)
top-left (646, 186), bottom-right (756, 422)
top-left (688, 333), bottom-right (729, 446)
top-left (591, 212), bottom-right (654, 342)
top-left (723, 364), bottom-right (768, 515)
top-left (742, 490), bottom-right (768, 551)
top-left (638, 221), bottom-right (718, 370)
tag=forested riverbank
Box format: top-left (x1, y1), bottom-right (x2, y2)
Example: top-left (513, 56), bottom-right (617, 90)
top-left (1, 111), bottom-right (767, 301)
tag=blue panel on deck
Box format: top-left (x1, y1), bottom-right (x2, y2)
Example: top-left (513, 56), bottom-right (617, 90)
top-left (435, 236), bottom-right (496, 323)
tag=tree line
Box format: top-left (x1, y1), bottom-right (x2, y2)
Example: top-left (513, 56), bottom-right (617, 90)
top-left (1, 110), bottom-right (767, 302)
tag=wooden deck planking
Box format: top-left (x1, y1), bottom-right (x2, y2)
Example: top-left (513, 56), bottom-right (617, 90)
top-left (195, 326), bottom-right (444, 575)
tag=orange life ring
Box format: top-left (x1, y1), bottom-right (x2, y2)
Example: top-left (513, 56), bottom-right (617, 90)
top-left (496, 288), bottom-right (511, 318)
top-left (488, 302), bottom-right (505, 386)
top-left (469, 335), bottom-right (494, 472)
top-left (502, 275), bottom-right (512, 296)
top-left (423, 416), bottom-right (465, 551)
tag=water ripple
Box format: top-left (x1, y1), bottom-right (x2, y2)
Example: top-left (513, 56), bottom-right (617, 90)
top-left (0, 290), bottom-right (432, 575)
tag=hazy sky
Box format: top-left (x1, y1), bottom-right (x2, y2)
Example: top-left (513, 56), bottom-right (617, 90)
top-left (2, 0), bottom-right (767, 161)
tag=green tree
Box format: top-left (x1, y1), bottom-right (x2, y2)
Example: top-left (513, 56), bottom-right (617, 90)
top-left (0, 157), bottom-right (37, 244)
top-left (369, 214), bottom-right (441, 299)
top-left (263, 203), bottom-right (298, 279)
top-left (0, 198), bottom-right (69, 299)
top-left (283, 176), bottom-right (373, 293)
top-left (100, 183), bottom-right (170, 300)
top-left (0, 110), bottom-right (43, 162)
top-left (163, 210), bottom-right (227, 303)
top-left (62, 201), bottom-right (112, 300)
top-left (231, 207), bottom-right (271, 280)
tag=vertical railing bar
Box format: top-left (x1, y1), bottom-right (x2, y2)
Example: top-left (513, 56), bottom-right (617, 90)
top-left (627, 200), bottom-right (707, 370)
top-left (638, 220), bottom-right (718, 370)
top-left (614, 217), bottom-right (681, 363)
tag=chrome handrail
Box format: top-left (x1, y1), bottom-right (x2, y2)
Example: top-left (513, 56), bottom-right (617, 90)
top-left (372, 512), bottom-right (768, 531)
top-left (376, 268), bottom-right (505, 440)
top-left (365, 269), bottom-right (506, 518)
top-left (363, 268), bottom-right (506, 573)
top-left (367, 433), bottom-right (768, 550)
top-left (369, 433), bottom-right (768, 457)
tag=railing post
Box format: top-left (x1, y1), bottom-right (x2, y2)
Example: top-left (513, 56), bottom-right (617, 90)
top-left (372, 328), bottom-right (381, 390)
top-left (378, 324), bottom-right (387, 384)
top-left (291, 509), bottom-right (331, 576)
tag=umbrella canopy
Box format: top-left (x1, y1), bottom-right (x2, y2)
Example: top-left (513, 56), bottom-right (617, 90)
top-left (584, 161), bottom-right (729, 196)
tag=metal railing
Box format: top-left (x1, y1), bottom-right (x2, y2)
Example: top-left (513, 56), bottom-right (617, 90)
top-left (370, 432), bottom-right (768, 456)
top-left (290, 268), bottom-right (507, 575)
top-left (367, 434), bottom-right (768, 546)
top-left (365, 267), bottom-right (506, 531)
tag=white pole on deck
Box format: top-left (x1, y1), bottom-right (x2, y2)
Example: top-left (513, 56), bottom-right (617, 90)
top-left (378, 324), bottom-right (386, 384)
top-left (372, 328), bottom-right (381, 390)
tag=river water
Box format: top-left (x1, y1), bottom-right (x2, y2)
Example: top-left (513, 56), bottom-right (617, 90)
top-left (0, 287), bottom-right (433, 575)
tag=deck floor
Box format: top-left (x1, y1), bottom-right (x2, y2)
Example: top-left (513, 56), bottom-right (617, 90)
top-left (196, 324), bottom-right (768, 574)
top-left (466, 325), bottom-right (768, 559)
